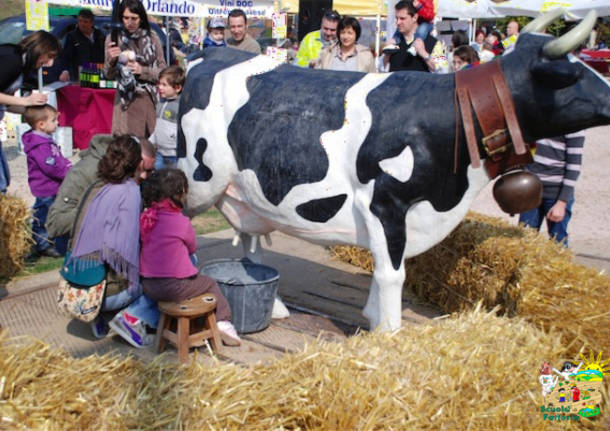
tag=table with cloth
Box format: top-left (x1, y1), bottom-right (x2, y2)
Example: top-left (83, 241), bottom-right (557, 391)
top-left (579, 49), bottom-right (610, 76)
top-left (56, 85), bottom-right (115, 150)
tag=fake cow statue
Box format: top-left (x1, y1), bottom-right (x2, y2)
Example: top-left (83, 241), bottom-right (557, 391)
top-left (178, 9), bottom-right (610, 331)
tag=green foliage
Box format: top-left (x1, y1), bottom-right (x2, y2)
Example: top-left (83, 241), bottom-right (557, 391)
top-left (15, 256), bottom-right (63, 278)
top-left (546, 18), bottom-right (568, 38)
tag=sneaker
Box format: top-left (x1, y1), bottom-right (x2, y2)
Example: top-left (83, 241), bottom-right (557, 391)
top-left (217, 320), bottom-right (241, 346)
top-left (90, 315), bottom-right (109, 339)
top-left (382, 44), bottom-right (400, 54)
top-left (109, 311), bottom-right (154, 348)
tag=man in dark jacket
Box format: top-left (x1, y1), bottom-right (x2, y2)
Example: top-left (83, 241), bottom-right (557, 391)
top-left (384, 0), bottom-right (445, 72)
top-left (58, 9), bottom-right (105, 82)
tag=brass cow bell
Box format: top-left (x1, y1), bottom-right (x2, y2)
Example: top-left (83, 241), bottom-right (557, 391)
top-left (492, 170), bottom-right (542, 215)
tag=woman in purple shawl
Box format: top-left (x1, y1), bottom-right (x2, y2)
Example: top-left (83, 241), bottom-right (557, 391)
top-left (70, 135), bottom-right (153, 346)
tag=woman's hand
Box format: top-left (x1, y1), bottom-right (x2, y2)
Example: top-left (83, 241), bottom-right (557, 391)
top-left (107, 42), bottom-right (121, 60)
top-left (23, 92), bottom-right (48, 106)
top-left (127, 60), bottom-right (142, 75)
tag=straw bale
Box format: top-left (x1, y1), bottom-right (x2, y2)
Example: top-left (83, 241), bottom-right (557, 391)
top-left (331, 212), bottom-right (610, 357)
top-left (3, 308), bottom-right (606, 430)
top-left (0, 195), bottom-right (33, 279)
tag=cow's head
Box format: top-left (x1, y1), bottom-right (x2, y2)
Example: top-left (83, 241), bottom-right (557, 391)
top-left (502, 9), bottom-right (610, 141)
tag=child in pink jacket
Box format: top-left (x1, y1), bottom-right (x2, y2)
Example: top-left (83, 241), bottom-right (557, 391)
top-left (139, 168), bottom-right (241, 346)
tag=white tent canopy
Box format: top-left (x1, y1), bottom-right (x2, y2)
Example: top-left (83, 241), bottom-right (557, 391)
top-left (489, 0), bottom-right (610, 20)
top-left (437, 0), bottom-right (498, 19)
top-left (434, 0), bottom-right (610, 19)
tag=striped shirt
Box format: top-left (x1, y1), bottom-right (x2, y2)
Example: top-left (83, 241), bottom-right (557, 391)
top-left (527, 131), bottom-right (585, 201)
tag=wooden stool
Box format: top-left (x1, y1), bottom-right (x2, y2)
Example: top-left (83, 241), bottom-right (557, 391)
top-left (156, 293), bottom-right (222, 363)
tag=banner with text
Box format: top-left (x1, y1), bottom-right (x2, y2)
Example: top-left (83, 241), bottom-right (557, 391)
top-left (48, 0), bottom-right (275, 18)
top-left (26, 0), bottom-right (50, 30)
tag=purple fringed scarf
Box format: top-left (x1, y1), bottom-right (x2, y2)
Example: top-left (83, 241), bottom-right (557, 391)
top-left (70, 179), bottom-right (141, 292)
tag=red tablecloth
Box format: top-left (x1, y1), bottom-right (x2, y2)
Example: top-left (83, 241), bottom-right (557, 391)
top-left (57, 85), bottom-right (116, 150)
top-left (579, 49), bottom-right (610, 75)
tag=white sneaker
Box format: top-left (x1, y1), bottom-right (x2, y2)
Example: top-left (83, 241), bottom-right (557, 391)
top-left (217, 320), bottom-right (241, 346)
top-left (108, 311), bottom-right (154, 348)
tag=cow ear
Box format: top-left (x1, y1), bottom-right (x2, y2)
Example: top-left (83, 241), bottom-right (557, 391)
top-left (531, 60), bottom-right (583, 89)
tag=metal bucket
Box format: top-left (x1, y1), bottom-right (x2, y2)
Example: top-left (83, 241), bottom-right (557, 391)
top-left (200, 258), bottom-right (279, 334)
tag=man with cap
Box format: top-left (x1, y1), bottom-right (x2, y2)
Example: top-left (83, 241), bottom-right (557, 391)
top-left (204, 17), bottom-right (227, 48)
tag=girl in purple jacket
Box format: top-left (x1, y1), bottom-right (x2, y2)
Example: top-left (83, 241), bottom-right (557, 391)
top-left (23, 104), bottom-right (72, 257)
top-left (139, 168), bottom-right (241, 346)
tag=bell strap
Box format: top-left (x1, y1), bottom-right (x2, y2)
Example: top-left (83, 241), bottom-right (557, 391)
top-left (455, 60), bottom-right (531, 178)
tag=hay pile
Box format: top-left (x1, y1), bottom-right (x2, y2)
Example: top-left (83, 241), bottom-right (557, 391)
top-left (0, 194), bottom-right (32, 279)
top-left (332, 212), bottom-right (610, 357)
top-left (3, 307), bottom-right (606, 430)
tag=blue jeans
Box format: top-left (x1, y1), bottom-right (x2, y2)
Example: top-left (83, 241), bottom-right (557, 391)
top-left (519, 197), bottom-right (574, 246)
top-left (0, 140), bottom-right (9, 193)
top-left (32, 196), bottom-right (56, 252)
top-left (414, 21), bottom-right (433, 41)
top-left (392, 21), bottom-right (433, 44)
top-left (103, 288), bottom-right (160, 328)
top-left (154, 153), bottom-right (178, 170)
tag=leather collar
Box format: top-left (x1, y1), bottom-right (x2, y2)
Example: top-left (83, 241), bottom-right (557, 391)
top-left (455, 60), bottom-right (532, 178)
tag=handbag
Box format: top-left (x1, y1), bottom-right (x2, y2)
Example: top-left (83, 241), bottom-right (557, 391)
top-left (57, 277), bottom-right (107, 322)
top-left (57, 181), bottom-right (107, 322)
top-left (60, 250), bottom-right (106, 286)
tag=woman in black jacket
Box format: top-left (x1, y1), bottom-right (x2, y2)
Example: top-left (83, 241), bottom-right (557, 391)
top-left (0, 30), bottom-right (61, 193)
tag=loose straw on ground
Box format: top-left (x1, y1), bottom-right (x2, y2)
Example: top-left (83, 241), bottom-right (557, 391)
top-left (3, 307), bottom-right (605, 430)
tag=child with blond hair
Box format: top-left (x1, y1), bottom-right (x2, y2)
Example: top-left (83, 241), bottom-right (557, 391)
top-left (23, 104), bottom-right (71, 257)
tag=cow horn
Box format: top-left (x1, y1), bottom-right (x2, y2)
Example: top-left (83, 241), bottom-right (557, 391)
top-left (522, 8), bottom-right (565, 33)
top-left (543, 10), bottom-right (597, 58)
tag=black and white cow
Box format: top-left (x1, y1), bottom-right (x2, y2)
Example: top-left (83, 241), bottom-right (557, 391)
top-left (177, 10), bottom-right (610, 331)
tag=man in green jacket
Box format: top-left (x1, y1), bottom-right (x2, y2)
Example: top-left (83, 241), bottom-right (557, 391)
top-left (46, 134), bottom-right (156, 244)
top-left (295, 10), bottom-right (340, 68)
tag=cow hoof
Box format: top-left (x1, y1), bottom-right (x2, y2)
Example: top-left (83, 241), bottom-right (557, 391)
top-left (272, 296), bottom-right (290, 319)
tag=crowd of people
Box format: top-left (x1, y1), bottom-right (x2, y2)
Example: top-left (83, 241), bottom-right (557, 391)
top-left (0, 0), bottom-right (584, 350)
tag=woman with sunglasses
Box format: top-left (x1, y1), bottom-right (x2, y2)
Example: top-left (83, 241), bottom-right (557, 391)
top-left (0, 31), bottom-right (61, 193)
top-left (315, 17), bottom-right (375, 73)
top-left (104, 0), bottom-right (166, 140)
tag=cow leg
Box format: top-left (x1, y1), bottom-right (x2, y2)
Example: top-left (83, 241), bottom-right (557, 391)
top-left (239, 232), bottom-right (290, 319)
top-left (362, 252), bottom-right (405, 331)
